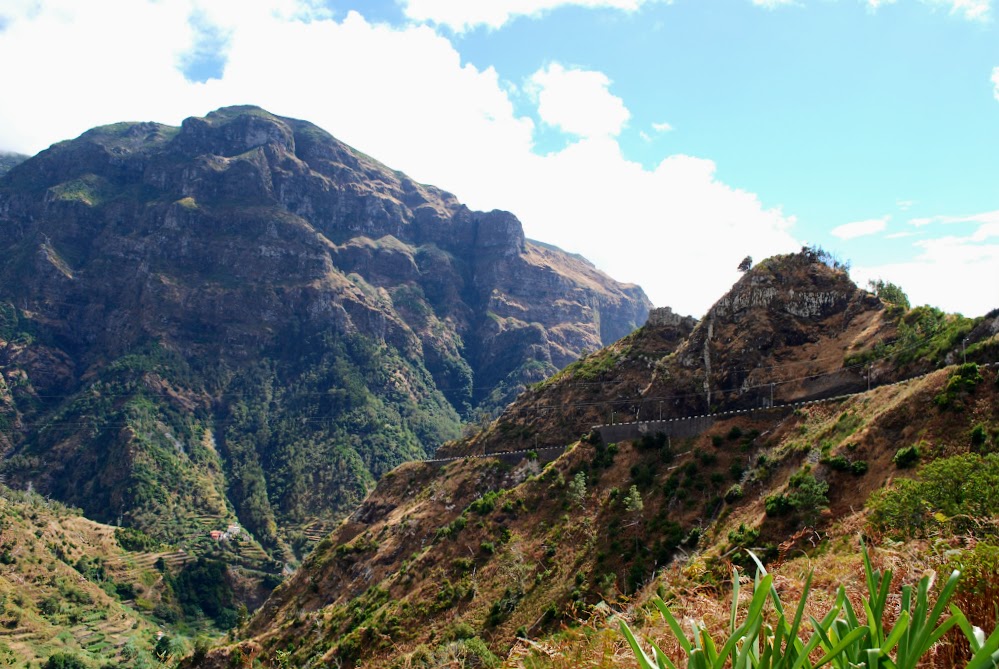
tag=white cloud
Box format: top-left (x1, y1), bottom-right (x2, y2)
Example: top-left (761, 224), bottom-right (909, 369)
top-left (752, 0), bottom-right (797, 8)
top-left (854, 210), bottom-right (999, 316)
top-left (400, 0), bottom-right (655, 31)
top-left (923, 0), bottom-right (992, 21)
top-left (506, 144), bottom-right (800, 315)
top-left (652, 121), bottom-right (674, 132)
top-left (831, 216), bottom-right (889, 240)
top-left (0, 1), bottom-right (799, 317)
top-left (993, 66), bottom-right (999, 101)
top-left (529, 63), bottom-right (631, 138)
top-left (864, 0), bottom-right (898, 10)
top-left (908, 210), bottom-right (999, 227)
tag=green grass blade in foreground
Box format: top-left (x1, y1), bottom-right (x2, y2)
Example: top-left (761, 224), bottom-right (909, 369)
top-left (880, 611), bottom-right (910, 656)
top-left (654, 597), bottom-right (694, 655)
top-left (896, 569), bottom-right (963, 669)
top-left (748, 551), bottom-right (788, 620)
top-left (780, 571), bottom-right (814, 663)
top-left (621, 619), bottom-right (673, 669)
top-left (812, 624), bottom-right (871, 668)
top-left (730, 568), bottom-right (741, 635)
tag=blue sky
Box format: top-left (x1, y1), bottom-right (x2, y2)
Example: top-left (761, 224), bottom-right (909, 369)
top-left (1, 0), bottom-right (996, 316)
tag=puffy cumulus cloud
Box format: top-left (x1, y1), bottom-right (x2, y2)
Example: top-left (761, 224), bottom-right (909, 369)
top-left (400, 0), bottom-right (653, 32)
top-left (529, 63), bottom-right (631, 138)
top-left (0, 0), bottom-right (801, 316)
top-left (830, 216), bottom-right (889, 240)
top-left (853, 210), bottom-right (999, 316)
top-left (0, 0), bottom-right (201, 152)
top-left (0, 1), bottom-right (537, 198)
top-left (501, 142), bottom-right (800, 316)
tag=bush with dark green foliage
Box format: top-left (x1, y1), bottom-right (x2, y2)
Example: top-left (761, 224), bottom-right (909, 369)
top-left (893, 444), bottom-right (921, 468)
top-left (630, 462), bottom-right (656, 488)
top-left (486, 587), bottom-right (522, 627)
top-left (764, 493), bottom-right (793, 517)
top-left (870, 453), bottom-right (999, 538)
top-left (591, 441), bottom-right (618, 470)
top-left (43, 653), bottom-right (87, 669)
top-left (727, 523), bottom-right (759, 548)
top-left (823, 455), bottom-right (851, 471)
top-left (764, 468), bottom-right (828, 525)
top-left (821, 454), bottom-right (868, 475)
top-left (970, 424), bottom-right (988, 450)
top-left (468, 491), bottom-right (501, 516)
top-left (113, 526), bottom-right (159, 552)
top-left (935, 362), bottom-right (983, 409)
top-left (164, 557), bottom-right (235, 627)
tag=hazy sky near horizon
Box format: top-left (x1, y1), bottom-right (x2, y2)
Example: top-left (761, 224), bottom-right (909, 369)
top-left (1, 0), bottom-right (997, 317)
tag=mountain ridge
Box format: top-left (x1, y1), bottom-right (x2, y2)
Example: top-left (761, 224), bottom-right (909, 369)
top-left (0, 106), bottom-right (651, 567)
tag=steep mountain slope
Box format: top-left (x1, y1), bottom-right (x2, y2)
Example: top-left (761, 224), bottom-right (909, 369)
top-left (0, 106), bottom-right (650, 563)
top-left (195, 252), bottom-right (998, 668)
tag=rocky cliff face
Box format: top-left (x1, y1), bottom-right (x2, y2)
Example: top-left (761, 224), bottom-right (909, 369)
top-left (0, 106), bottom-right (650, 559)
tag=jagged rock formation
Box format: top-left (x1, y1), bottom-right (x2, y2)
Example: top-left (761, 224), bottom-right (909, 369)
top-left (0, 106), bottom-right (650, 559)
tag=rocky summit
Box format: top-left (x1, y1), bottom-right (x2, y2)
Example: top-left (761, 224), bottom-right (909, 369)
top-left (0, 106), bottom-right (650, 564)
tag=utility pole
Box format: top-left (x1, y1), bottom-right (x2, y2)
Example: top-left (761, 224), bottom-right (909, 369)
top-left (658, 401), bottom-right (663, 421)
top-left (770, 383), bottom-right (775, 407)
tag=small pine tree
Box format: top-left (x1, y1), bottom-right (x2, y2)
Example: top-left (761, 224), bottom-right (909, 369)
top-left (568, 471), bottom-right (587, 508)
top-left (737, 255), bottom-right (752, 272)
top-left (624, 485), bottom-right (644, 513)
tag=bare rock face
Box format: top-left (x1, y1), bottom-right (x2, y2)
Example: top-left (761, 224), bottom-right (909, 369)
top-left (0, 106), bottom-right (651, 552)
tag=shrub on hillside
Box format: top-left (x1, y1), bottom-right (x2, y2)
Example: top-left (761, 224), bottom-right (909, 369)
top-left (870, 452), bottom-right (999, 538)
top-left (724, 484), bottom-right (744, 504)
top-left (893, 444), bottom-right (921, 468)
top-left (114, 526), bottom-right (158, 552)
top-left (43, 653), bottom-right (87, 669)
top-left (935, 362), bottom-right (983, 409)
top-left (764, 468), bottom-right (828, 525)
